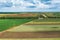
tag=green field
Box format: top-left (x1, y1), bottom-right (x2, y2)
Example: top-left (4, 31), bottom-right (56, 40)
top-left (0, 19), bottom-right (32, 32)
top-left (0, 18), bottom-right (60, 32)
top-left (0, 12), bottom-right (60, 32)
top-left (34, 18), bottom-right (60, 22)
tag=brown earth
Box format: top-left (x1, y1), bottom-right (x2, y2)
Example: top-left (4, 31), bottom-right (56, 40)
top-left (0, 14), bottom-right (38, 17)
top-left (0, 31), bottom-right (60, 38)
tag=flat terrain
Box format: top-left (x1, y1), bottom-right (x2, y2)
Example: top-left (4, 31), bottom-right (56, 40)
top-left (0, 19), bottom-right (32, 32)
top-left (0, 18), bottom-right (60, 38)
top-left (0, 38), bottom-right (60, 40)
top-left (7, 25), bottom-right (60, 32)
top-left (0, 13), bottom-right (60, 38)
top-left (25, 18), bottom-right (60, 25)
top-left (0, 31), bottom-right (60, 38)
top-left (34, 18), bottom-right (60, 22)
top-left (0, 18), bottom-right (60, 32)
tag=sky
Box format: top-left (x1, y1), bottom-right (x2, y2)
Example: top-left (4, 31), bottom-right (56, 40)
top-left (0, 0), bottom-right (60, 12)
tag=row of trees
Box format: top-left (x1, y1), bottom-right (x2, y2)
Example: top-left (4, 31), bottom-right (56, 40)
top-left (0, 13), bottom-right (60, 19)
top-left (0, 16), bottom-right (38, 19)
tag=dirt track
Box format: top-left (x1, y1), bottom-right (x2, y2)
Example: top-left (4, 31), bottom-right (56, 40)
top-left (0, 31), bottom-right (60, 38)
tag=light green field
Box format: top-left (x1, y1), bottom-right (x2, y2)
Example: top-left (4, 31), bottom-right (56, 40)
top-left (0, 38), bottom-right (60, 40)
top-left (7, 25), bottom-right (60, 32)
top-left (0, 19), bottom-right (32, 32)
top-left (34, 18), bottom-right (60, 22)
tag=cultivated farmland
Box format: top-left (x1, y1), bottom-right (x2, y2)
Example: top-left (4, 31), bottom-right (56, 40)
top-left (0, 19), bottom-right (32, 32)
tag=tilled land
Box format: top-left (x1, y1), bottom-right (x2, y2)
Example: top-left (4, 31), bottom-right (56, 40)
top-left (0, 31), bottom-right (60, 38)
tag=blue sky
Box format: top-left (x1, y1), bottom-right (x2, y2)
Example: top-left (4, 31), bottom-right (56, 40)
top-left (0, 0), bottom-right (60, 12)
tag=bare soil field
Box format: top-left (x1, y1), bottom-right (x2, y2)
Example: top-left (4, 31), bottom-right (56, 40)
top-left (0, 31), bottom-right (60, 38)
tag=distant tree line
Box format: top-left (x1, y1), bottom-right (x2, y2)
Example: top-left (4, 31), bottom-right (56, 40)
top-left (0, 16), bottom-right (38, 19)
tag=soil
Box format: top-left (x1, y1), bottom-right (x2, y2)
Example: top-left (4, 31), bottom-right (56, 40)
top-left (0, 31), bottom-right (60, 38)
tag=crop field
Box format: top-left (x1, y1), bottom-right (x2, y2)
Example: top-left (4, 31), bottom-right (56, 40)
top-left (25, 18), bottom-right (60, 25)
top-left (7, 25), bottom-right (60, 32)
top-left (0, 38), bottom-right (60, 40)
top-left (0, 19), bottom-right (32, 32)
top-left (0, 18), bottom-right (59, 32)
top-left (34, 18), bottom-right (60, 22)
top-left (0, 18), bottom-right (60, 32)
top-left (0, 13), bottom-right (60, 38)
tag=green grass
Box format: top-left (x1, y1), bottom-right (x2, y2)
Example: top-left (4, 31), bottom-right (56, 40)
top-left (34, 18), bottom-right (60, 22)
top-left (0, 19), bottom-right (32, 32)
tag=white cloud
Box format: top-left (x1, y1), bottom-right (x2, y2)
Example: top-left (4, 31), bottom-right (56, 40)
top-left (36, 0), bottom-right (60, 9)
top-left (0, 0), bottom-right (60, 12)
top-left (0, 0), bottom-right (60, 9)
top-left (51, 0), bottom-right (60, 3)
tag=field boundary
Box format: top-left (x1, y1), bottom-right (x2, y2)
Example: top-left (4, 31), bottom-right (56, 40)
top-left (25, 21), bottom-right (60, 25)
top-left (0, 21), bottom-right (31, 33)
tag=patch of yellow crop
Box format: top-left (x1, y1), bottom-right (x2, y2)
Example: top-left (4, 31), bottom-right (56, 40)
top-left (25, 21), bottom-right (60, 25)
top-left (0, 38), bottom-right (60, 40)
